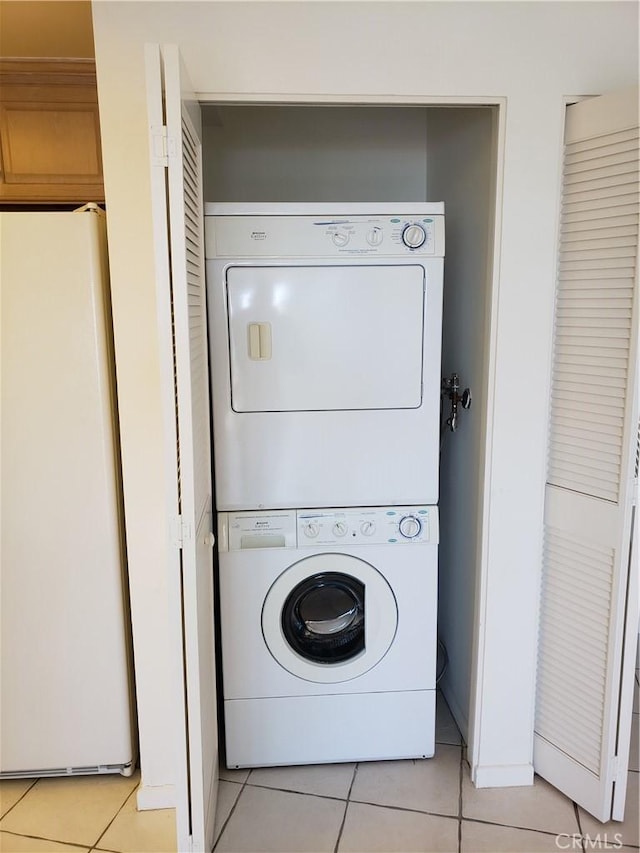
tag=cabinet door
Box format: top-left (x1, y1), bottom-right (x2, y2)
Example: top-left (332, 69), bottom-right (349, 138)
top-left (145, 44), bottom-right (218, 852)
top-left (535, 87), bottom-right (639, 822)
top-left (0, 61), bottom-right (104, 203)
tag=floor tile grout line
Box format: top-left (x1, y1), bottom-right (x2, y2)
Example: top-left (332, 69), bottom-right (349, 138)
top-left (333, 762), bottom-right (359, 853)
top-left (91, 781), bottom-right (140, 851)
top-left (573, 801), bottom-right (587, 853)
top-left (241, 781), bottom-right (353, 804)
top-left (212, 772), bottom-right (250, 851)
top-left (0, 778), bottom-right (39, 821)
top-left (460, 816), bottom-right (595, 841)
top-left (343, 797), bottom-right (460, 823)
top-left (0, 828), bottom-right (93, 850)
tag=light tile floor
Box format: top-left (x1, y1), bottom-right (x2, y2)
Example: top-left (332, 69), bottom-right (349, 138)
top-left (1, 687), bottom-right (638, 853)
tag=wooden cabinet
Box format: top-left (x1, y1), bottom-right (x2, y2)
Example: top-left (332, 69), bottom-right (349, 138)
top-left (0, 59), bottom-right (104, 203)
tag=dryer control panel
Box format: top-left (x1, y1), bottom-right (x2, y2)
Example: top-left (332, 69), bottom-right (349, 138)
top-left (219, 506), bottom-right (439, 551)
top-left (205, 210), bottom-right (445, 259)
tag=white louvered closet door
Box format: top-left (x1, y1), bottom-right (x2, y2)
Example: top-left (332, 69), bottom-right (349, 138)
top-left (164, 45), bottom-right (218, 853)
top-left (145, 43), bottom-right (218, 853)
top-left (535, 87), bottom-right (639, 823)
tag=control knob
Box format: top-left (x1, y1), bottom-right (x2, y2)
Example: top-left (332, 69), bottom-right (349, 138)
top-left (360, 521), bottom-right (376, 537)
top-left (333, 521), bottom-right (348, 537)
top-left (332, 230), bottom-right (350, 248)
top-left (366, 227), bottom-right (383, 246)
top-left (402, 223), bottom-right (427, 249)
top-left (303, 522), bottom-right (320, 538)
top-left (399, 515), bottom-right (422, 539)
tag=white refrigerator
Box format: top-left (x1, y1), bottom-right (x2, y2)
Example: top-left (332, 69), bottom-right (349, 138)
top-left (0, 206), bottom-right (135, 777)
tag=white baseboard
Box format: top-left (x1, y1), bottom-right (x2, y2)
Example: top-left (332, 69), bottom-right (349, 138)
top-left (136, 783), bottom-right (175, 811)
top-left (472, 762), bottom-right (534, 788)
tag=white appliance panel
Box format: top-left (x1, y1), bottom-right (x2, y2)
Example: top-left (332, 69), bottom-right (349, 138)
top-left (225, 692), bottom-right (435, 767)
top-left (208, 251), bottom-right (443, 509)
top-left (217, 508), bottom-right (438, 701)
top-left (0, 210), bottom-right (134, 777)
top-left (227, 264), bottom-right (424, 412)
top-left (217, 505), bottom-right (438, 767)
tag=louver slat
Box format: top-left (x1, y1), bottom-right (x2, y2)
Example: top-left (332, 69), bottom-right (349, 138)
top-left (551, 414), bottom-right (623, 437)
top-left (561, 222), bottom-right (637, 240)
top-left (567, 126), bottom-right (638, 155)
top-left (564, 183), bottom-right (639, 206)
top-left (562, 204), bottom-right (637, 225)
top-left (564, 149), bottom-right (637, 176)
top-left (560, 236), bottom-right (636, 253)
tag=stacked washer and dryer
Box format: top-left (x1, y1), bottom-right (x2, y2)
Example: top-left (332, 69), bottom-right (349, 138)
top-left (205, 203), bottom-right (444, 768)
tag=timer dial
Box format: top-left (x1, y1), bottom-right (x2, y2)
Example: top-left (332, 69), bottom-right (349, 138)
top-left (402, 223), bottom-right (427, 249)
top-left (303, 522), bottom-right (320, 538)
top-left (399, 515), bottom-right (422, 539)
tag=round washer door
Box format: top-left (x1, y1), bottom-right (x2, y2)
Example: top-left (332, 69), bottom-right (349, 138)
top-left (262, 553), bottom-right (398, 684)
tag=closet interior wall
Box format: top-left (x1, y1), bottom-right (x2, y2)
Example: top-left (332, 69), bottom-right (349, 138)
top-left (426, 107), bottom-right (497, 739)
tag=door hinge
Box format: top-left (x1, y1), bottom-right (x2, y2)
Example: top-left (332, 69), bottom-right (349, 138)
top-left (172, 515), bottom-right (194, 549)
top-left (150, 124), bottom-right (177, 167)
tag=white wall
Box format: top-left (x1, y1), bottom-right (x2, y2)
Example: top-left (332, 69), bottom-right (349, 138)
top-left (203, 105), bottom-right (428, 201)
top-left (92, 0), bottom-right (639, 800)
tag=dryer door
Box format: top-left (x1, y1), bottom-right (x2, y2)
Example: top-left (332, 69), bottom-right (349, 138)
top-left (226, 264), bottom-right (425, 412)
top-left (262, 553), bottom-right (398, 683)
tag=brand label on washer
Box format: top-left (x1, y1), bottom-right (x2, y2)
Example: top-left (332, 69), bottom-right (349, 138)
top-left (227, 511), bottom-right (297, 550)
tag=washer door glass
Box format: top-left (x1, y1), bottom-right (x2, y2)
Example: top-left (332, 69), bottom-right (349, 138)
top-left (262, 553), bottom-right (398, 684)
top-left (282, 573), bottom-right (365, 664)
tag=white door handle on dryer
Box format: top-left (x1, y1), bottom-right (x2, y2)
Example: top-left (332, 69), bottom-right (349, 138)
top-left (248, 322), bottom-right (272, 360)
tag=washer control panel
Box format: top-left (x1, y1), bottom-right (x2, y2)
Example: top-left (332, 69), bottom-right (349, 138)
top-left (297, 506), bottom-right (437, 546)
top-left (220, 506), bottom-right (439, 550)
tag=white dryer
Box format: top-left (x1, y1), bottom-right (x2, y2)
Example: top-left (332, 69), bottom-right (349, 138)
top-left (217, 505), bottom-right (438, 768)
top-left (205, 203), bottom-right (444, 511)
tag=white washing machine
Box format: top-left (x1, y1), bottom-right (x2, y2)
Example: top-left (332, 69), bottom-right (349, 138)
top-left (205, 203), bottom-right (444, 511)
top-left (218, 505), bottom-right (438, 768)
